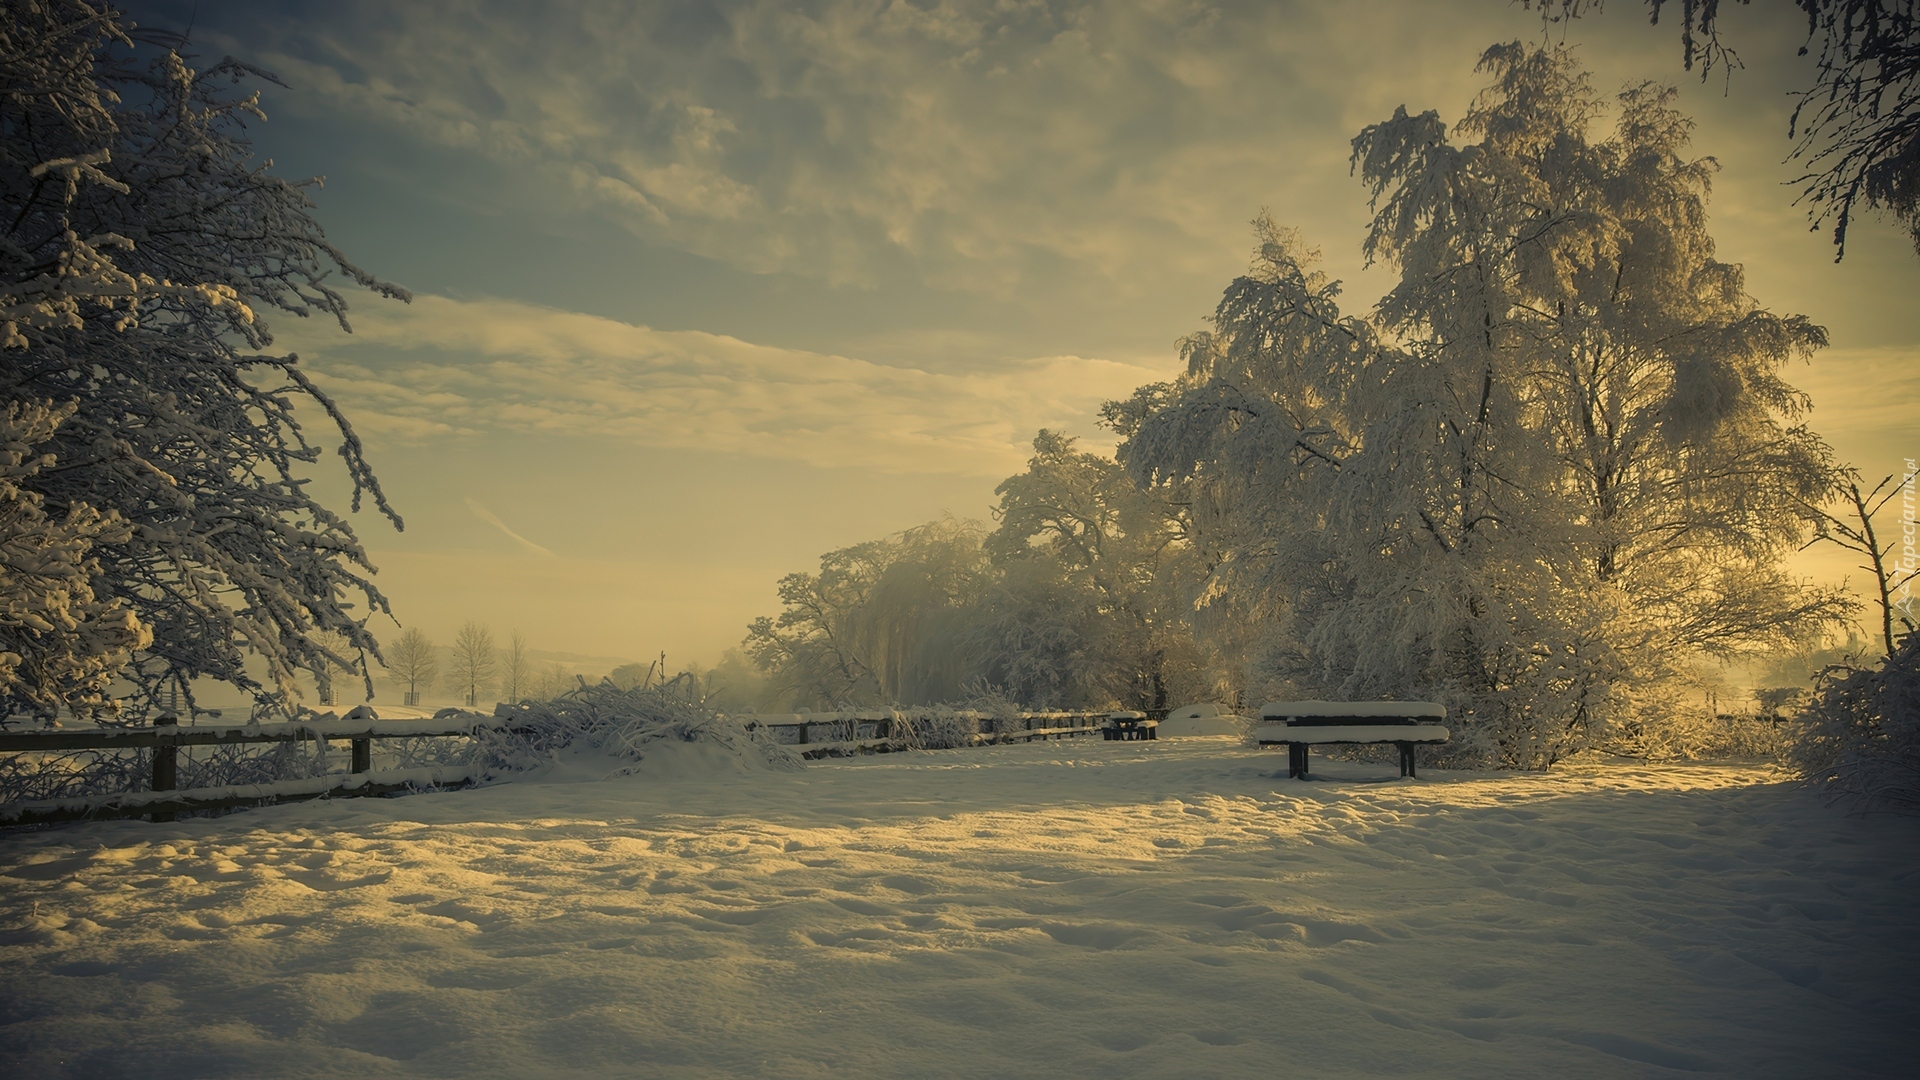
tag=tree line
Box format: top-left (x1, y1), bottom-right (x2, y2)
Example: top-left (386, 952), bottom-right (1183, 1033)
top-left (2, 7), bottom-right (1914, 798)
top-left (740, 42), bottom-right (1914, 771)
top-left (379, 625), bottom-right (576, 709)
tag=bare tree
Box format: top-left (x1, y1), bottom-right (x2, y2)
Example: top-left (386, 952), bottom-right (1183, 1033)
top-left (530, 661), bottom-right (573, 700)
top-left (309, 629), bottom-right (357, 707)
top-left (1802, 466), bottom-right (1920, 658)
top-left (386, 628), bottom-right (437, 707)
top-left (446, 622), bottom-right (497, 708)
top-left (500, 630), bottom-right (532, 703)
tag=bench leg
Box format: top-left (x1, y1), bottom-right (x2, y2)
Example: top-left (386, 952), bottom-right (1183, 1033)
top-left (1398, 742), bottom-right (1416, 778)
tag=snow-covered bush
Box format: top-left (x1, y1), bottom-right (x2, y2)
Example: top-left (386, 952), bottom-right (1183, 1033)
top-left (891, 706), bottom-right (982, 750)
top-left (469, 679), bottom-right (802, 780)
top-left (0, 745), bottom-right (142, 803)
top-left (175, 739), bottom-right (333, 791)
top-left (1790, 636), bottom-right (1920, 814)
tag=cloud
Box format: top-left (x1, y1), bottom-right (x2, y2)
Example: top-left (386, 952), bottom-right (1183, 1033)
top-left (217, 0), bottom-right (1570, 303)
top-left (464, 497), bottom-right (557, 557)
top-left (169, 0), bottom-right (1920, 366)
top-left (285, 293), bottom-right (1167, 476)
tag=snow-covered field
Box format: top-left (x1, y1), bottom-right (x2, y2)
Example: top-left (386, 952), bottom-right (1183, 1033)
top-left (2, 738), bottom-right (1915, 1078)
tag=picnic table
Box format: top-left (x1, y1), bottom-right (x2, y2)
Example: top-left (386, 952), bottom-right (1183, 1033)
top-left (1255, 701), bottom-right (1449, 778)
top-left (1103, 710), bottom-right (1159, 741)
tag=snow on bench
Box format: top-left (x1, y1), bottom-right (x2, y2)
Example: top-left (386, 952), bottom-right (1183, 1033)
top-left (1255, 701), bottom-right (1449, 778)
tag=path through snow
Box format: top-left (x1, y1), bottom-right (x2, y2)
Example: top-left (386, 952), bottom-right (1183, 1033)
top-left (1, 738), bottom-right (1915, 1077)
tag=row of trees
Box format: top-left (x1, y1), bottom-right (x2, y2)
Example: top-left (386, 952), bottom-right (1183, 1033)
top-left (382, 625), bottom-right (571, 707)
top-left (741, 434), bottom-right (1233, 714)
top-left (742, 43), bottom-right (1896, 769)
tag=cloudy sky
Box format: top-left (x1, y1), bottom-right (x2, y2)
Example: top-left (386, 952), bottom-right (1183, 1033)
top-left (121, 0), bottom-right (1920, 673)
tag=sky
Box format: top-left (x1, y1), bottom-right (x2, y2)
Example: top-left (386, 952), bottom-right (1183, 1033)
top-left (120, 0), bottom-right (1920, 677)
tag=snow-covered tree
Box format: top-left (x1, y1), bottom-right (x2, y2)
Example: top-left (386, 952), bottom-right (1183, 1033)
top-left (1, 1), bottom-right (408, 717)
top-left (979, 430), bottom-right (1226, 710)
top-left (0, 399), bottom-right (148, 718)
top-left (1122, 45), bottom-right (1848, 765)
top-left (385, 627), bottom-right (436, 707)
top-left (447, 622), bottom-right (497, 708)
top-left (745, 517), bottom-right (992, 708)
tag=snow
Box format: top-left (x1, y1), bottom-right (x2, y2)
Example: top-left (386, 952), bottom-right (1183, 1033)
top-left (1262, 701), bottom-right (1448, 719)
top-left (2, 739), bottom-right (1915, 1078)
top-left (1160, 703), bottom-right (1246, 737)
top-left (1251, 724), bottom-right (1450, 744)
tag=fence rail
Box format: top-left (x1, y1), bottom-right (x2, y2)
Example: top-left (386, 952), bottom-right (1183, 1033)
top-left (749, 710), bottom-right (1109, 752)
top-left (0, 708), bottom-right (1113, 826)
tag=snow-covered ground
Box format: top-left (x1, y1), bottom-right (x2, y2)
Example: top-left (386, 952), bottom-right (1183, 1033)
top-left (2, 738), bottom-right (1915, 1078)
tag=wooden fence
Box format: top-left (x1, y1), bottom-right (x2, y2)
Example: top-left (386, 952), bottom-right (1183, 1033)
top-left (0, 708), bottom-right (1111, 827)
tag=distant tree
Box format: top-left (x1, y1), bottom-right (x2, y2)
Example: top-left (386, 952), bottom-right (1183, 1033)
top-left (308, 629), bottom-right (357, 707)
top-left (0, 400), bottom-right (148, 718)
top-left (1528, 0), bottom-right (1920, 257)
top-left (1122, 45), bottom-right (1849, 765)
top-left (526, 660), bottom-right (572, 700)
top-left (500, 630), bottom-right (532, 702)
top-left (702, 648), bottom-right (772, 712)
top-left (745, 518), bottom-right (993, 708)
top-left (446, 623), bottom-right (497, 708)
top-left (606, 661), bottom-right (653, 691)
top-left (1754, 685), bottom-right (1808, 717)
top-left (386, 628), bottom-right (437, 707)
top-left (0, 2), bottom-right (410, 718)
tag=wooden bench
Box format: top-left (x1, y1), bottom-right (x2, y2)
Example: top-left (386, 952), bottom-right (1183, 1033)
top-left (1254, 701), bottom-right (1449, 778)
top-left (1103, 710), bottom-right (1160, 740)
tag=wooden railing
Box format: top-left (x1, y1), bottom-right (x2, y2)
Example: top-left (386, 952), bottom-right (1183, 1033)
top-left (0, 710), bottom-right (503, 826)
top-left (746, 710), bottom-right (1109, 754)
top-left (0, 708), bottom-right (1112, 826)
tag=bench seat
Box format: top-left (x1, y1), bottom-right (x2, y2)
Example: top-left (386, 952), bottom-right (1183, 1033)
top-left (1253, 723), bottom-right (1450, 744)
top-left (1257, 700), bottom-right (1450, 778)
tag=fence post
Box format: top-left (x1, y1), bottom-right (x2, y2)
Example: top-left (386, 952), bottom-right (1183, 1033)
top-left (351, 737), bottom-right (371, 774)
top-left (150, 713), bottom-right (178, 823)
